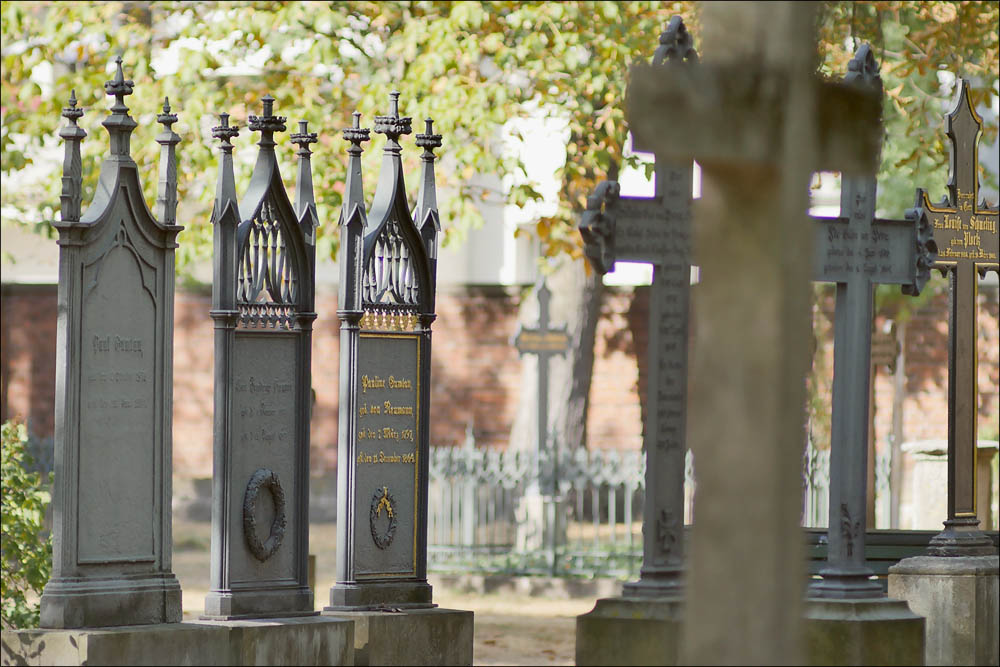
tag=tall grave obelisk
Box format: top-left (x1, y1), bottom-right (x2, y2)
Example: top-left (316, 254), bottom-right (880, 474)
top-left (575, 17), bottom-right (696, 666)
top-left (323, 94), bottom-right (473, 666)
top-left (889, 78), bottom-right (999, 667)
top-left (40, 57), bottom-right (183, 628)
top-left (203, 96), bottom-right (318, 619)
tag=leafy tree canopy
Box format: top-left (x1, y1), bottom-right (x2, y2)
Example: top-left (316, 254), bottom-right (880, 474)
top-left (1, 1), bottom-right (997, 284)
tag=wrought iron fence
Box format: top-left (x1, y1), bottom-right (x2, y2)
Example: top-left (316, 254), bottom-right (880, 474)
top-left (428, 437), bottom-right (892, 577)
top-left (428, 437), bottom-right (698, 578)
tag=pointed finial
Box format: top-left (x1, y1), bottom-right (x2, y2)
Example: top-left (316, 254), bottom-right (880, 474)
top-left (652, 15), bottom-right (698, 65)
top-left (157, 96), bottom-right (178, 129)
top-left (248, 94), bottom-right (287, 135)
top-left (104, 54), bottom-right (134, 112)
top-left (374, 91), bottom-right (412, 145)
top-left (415, 117), bottom-right (443, 156)
top-left (212, 112), bottom-right (240, 148)
top-left (845, 43), bottom-right (881, 89)
top-left (62, 89), bottom-right (84, 123)
top-left (291, 119), bottom-right (319, 156)
top-left (343, 110), bottom-right (371, 150)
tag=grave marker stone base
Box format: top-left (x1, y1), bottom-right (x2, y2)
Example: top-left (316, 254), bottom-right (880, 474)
top-left (803, 598), bottom-right (925, 666)
top-left (575, 597), bottom-right (683, 666)
top-left (1, 616), bottom-right (354, 666)
top-left (888, 555), bottom-right (999, 666)
top-left (38, 576), bottom-right (182, 630)
top-left (324, 608), bottom-right (473, 667)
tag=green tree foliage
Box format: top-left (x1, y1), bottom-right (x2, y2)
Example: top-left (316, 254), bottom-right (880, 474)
top-left (2, 2), bottom-right (995, 272)
top-left (0, 1), bottom-right (688, 273)
top-left (1, 421), bottom-right (52, 629)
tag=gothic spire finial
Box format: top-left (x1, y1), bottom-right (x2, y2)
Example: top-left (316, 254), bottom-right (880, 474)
top-left (212, 112), bottom-right (240, 149)
top-left (104, 54), bottom-right (134, 113)
top-left (652, 15), bottom-right (698, 66)
top-left (155, 97), bottom-right (182, 226)
top-left (248, 94), bottom-right (287, 148)
top-left (59, 89), bottom-right (87, 222)
top-left (101, 55), bottom-right (137, 157)
top-left (374, 91), bottom-right (412, 148)
top-left (845, 43), bottom-right (881, 89)
top-left (290, 119), bottom-right (319, 157)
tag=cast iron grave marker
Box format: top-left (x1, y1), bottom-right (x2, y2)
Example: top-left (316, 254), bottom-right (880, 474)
top-left (578, 16), bottom-right (697, 597)
top-left (917, 79), bottom-right (999, 556)
top-left (203, 96), bottom-right (318, 618)
top-left (808, 45), bottom-right (937, 599)
top-left (328, 93), bottom-right (442, 609)
top-left (513, 278), bottom-right (570, 490)
top-left (40, 57), bottom-right (183, 628)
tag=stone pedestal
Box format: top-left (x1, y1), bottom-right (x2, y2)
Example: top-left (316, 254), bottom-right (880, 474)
top-left (803, 597), bottom-right (925, 666)
top-left (575, 597), bottom-right (683, 666)
top-left (1, 616), bottom-right (354, 666)
top-left (322, 608), bottom-right (472, 666)
top-left (888, 555), bottom-right (999, 666)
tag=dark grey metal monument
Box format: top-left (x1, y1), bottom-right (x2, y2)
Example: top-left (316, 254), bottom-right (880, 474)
top-left (808, 44), bottom-right (937, 599)
top-left (917, 80), bottom-right (999, 556)
top-left (513, 277), bottom-right (570, 489)
top-left (40, 57), bottom-right (183, 628)
top-left (203, 97), bottom-right (318, 619)
top-left (327, 93), bottom-right (441, 610)
top-left (512, 278), bottom-right (570, 564)
top-left (575, 17), bottom-right (696, 666)
top-left (579, 15), bottom-right (697, 600)
top-left (887, 77), bottom-right (999, 667)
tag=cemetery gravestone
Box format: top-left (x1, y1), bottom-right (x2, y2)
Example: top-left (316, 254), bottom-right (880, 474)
top-left (808, 44), bottom-right (937, 600)
top-left (323, 92), bottom-right (473, 666)
top-left (624, 4), bottom-right (923, 663)
top-left (512, 278), bottom-right (570, 560)
top-left (327, 92), bottom-right (438, 610)
top-left (203, 96), bottom-right (318, 619)
top-left (575, 17), bottom-right (695, 666)
top-left (888, 78), bottom-right (999, 667)
top-left (40, 57), bottom-right (183, 628)
top-left (918, 79), bottom-right (999, 555)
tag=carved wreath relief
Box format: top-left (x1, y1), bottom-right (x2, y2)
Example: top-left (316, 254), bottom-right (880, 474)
top-left (369, 486), bottom-right (398, 550)
top-left (243, 468), bottom-right (287, 561)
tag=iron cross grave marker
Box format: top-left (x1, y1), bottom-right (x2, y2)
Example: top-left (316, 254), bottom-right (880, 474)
top-left (578, 16), bottom-right (697, 598)
top-left (513, 277), bottom-right (569, 488)
top-left (918, 79), bottom-right (999, 556)
top-left (808, 46), bottom-right (937, 600)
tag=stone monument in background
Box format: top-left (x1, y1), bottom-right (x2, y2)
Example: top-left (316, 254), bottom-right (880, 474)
top-left (40, 57), bottom-right (184, 629)
top-left (203, 96), bottom-right (318, 619)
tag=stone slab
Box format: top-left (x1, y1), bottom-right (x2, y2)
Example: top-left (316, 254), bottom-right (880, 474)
top-left (888, 555), bottom-right (999, 666)
top-left (322, 607), bottom-right (472, 666)
top-left (575, 597), bottom-right (683, 666)
top-left (1, 616), bottom-right (354, 666)
top-left (803, 597), bottom-right (925, 666)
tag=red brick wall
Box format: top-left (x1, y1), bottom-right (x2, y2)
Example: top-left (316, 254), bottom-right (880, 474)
top-left (3, 282), bottom-right (997, 479)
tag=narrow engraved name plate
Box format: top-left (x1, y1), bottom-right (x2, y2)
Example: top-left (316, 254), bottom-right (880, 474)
top-left (229, 333), bottom-right (298, 582)
top-left (354, 333), bottom-right (420, 578)
top-left (78, 238), bottom-right (156, 563)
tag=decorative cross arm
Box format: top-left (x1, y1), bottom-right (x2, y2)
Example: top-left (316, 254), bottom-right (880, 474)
top-left (812, 201), bottom-right (937, 295)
